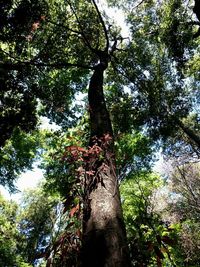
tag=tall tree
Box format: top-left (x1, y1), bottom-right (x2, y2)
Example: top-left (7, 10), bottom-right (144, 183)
top-left (1, 0), bottom-right (200, 265)
top-left (0, 0), bottom-right (131, 265)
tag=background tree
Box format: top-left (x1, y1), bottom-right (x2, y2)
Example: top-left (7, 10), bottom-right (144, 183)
top-left (0, 128), bottom-right (41, 191)
top-left (18, 188), bottom-right (60, 266)
top-left (153, 158), bottom-right (200, 266)
top-left (0, 193), bottom-right (32, 266)
top-left (108, 0), bottom-right (200, 154)
top-left (168, 161), bottom-right (200, 265)
top-left (121, 172), bottom-right (178, 267)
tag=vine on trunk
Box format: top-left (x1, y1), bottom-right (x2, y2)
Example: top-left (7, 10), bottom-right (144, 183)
top-left (45, 134), bottom-right (115, 266)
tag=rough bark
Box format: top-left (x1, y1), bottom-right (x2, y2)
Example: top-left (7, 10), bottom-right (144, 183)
top-left (81, 62), bottom-right (130, 267)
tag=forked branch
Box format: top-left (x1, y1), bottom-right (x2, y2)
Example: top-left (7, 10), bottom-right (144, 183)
top-left (91, 0), bottom-right (109, 52)
top-left (66, 0), bottom-right (96, 54)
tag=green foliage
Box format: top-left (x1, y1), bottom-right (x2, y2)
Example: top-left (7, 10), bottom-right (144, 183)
top-left (0, 128), bottom-right (41, 191)
top-left (0, 65), bottom-right (38, 148)
top-left (1, 0), bottom-right (200, 190)
top-left (108, 0), bottom-right (200, 154)
top-left (158, 160), bottom-right (200, 265)
top-left (37, 68), bottom-right (88, 128)
top-left (115, 132), bottom-right (155, 180)
top-left (0, 193), bottom-right (18, 266)
top-left (0, 0), bottom-right (49, 147)
top-left (0, 186), bottom-right (62, 266)
top-left (18, 188), bottom-right (60, 265)
top-left (158, 0), bottom-right (193, 65)
top-left (186, 45), bottom-right (200, 80)
top-left (0, 0), bottom-right (91, 149)
top-left (120, 173), bottom-right (178, 266)
top-left (0, 193), bottom-right (32, 267)
top-left (41, 127), bottom-right (86, 198)
top-left (121, 172), bottom-right (161, 219)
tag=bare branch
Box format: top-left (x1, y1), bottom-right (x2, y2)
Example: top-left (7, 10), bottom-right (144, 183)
top-left (66, 0), bottom-right (96, 54)
top-left (188, 21), bottom-right (200, 26)
top-left (91, 0), bottom-right (109, 52)
top-left (176, 165), bottom-right (200, 208)
top-left (45, 18), bottom-right (82, 35)
top-left (132, 0), bottom-right (146, 10)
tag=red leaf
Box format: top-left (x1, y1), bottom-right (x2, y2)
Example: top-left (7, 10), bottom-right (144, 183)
top-left (77, 166), bottom-right (85, 175)
top-left (40, 15), bottom-right (46, 20)
top-left (103, 133), bottom-right (112, 142)
top-left (76, 229), bottom-right (82, 239)
top-left (65, 145), bottom-right (78, 151)
top-left (31, 21), bottom-right (40, 32)
top-left (69, 204), bottom-right (79, 217)
top-left (77, 147), bottom-right (86, 152)
top-left (86, 170), bottom-right (95, 176)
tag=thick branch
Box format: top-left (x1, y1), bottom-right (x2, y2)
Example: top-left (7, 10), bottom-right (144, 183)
top-left (66, 0), bottom-right (96, 54)
top-left (192, 0), bottom-right (200, 38)
top-left (193, 0), bottom-right (200, 21)
top-left (188, 21), bottom-right (200, 26)
top-left (45, 18), bottom-right (82, 35)
top-left (175, 118), bottom-right (200, 148)
top-left (88, 63), bottom-right (113, 140)
top-left (91, 0), bottom-right (109, 52)
top-left (0, 61), bottom-right (94, 71)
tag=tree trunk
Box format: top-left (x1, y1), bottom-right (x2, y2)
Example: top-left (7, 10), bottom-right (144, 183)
top-left (81, 63), bottom-right (130, 267)
top-left (176, 118), bottom-right (200, 149)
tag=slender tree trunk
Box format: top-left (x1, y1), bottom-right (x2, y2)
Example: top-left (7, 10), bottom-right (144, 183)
top-left (175, 118), bottom-right (200, 148)
top-left (81, 63), bottom-right (130, 267)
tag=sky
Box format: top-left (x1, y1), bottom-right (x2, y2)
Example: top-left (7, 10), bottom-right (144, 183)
top-left (0, 167), bottom-right (44, 202)
top-left (0, 117), bottom-right (59, 202)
